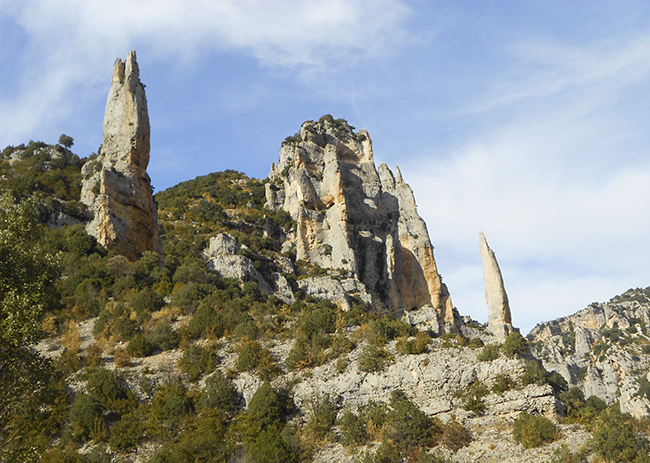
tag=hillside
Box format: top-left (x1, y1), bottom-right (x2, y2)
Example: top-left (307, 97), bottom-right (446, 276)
top-left (2, 52), bottom-right (650, 463)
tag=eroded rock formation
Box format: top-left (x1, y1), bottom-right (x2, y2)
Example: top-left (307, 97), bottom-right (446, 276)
top-left (479, 232), bottom-right (515, 341)
top-left (265, 116), bottom-right (455, 332)
top-left (80, 50), bottom-right (161, 261)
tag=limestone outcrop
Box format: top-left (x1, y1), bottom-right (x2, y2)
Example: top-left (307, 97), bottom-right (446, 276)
top-left (80, 50), bottom-right (161, 261)
top-left (265, 116), bottom-right (455, 332)
top-left (528, 291), bottom-right (650, 418)
top-left (203, 233), bottom-right (295, 304)
top-left (479, 232), bottom-right (515, 341)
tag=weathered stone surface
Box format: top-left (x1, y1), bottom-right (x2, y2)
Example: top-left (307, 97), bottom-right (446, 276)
top-left (80, 50), bottom-right (161, 261)
top-left (401, 305), bottom-right (441, 334)
top-left (266, 116), bottom-right (455, 332)
top-left (529, 295), bottom-right (650, 417)
top-left (203, 233), bottom-right (273, 295)
top-left (203, 233), bottom-right (296, 303)
top-left (479, 232), bottom-right (515, 341)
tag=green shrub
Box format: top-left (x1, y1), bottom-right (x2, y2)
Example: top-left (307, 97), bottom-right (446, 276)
top-left (521, 360), bottom-right (547, 386)
top-left (127, 333), bottom-right (154, 357)
top-left (109, 413), bottom-right (143, 452)
top-left (385, 390), bottom-right (442, 452)
top-left (559, 387), bottom-right (586, 419)
top-left (69, 393), bottom-right (104, 440)
top-left (148, 384), bottom-right (194, 438)
top-left (149, 409), bottom-right (230, 463)
top-left (469, 337), bottom-right (484, 348)
top-left (178, 343), bottom-right (219, 381)
top-left (463, 381), bottom-right (489, 416)
top-left (337, 410), bottom-right (367, 447)
top-left (358, 345), bottom-right (393, 373)
top-left (247, 428), bottom-right (297, 463)
top-left (513, 412), bottom-right (557, 448)
top-left (492, 373), bottom-right (515, 394)
top-left (306, 394), bottom-right (338, 441)
top-left (501, 332), bottom-right (528, 358)
top-left (132, 287), bottom-right (165, 315)
top-left (86, 368), bottom-right (127, 409)
top-left (477, 343), bottom-right (501, 361)
top-left (148, 321), bottom-right (180, 351)
top-left (246, 382), bottom-right (289, 429)
top-left (197, 371), bottom-right (240, 415)
top-left (590, 406), bottom-right (644, 461)
top-left (396, 331), bottom-right (431, 355)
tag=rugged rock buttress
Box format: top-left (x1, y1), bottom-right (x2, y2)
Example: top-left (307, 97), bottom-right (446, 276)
top-left (265, 116), bottom-right (455, 332)
top-left (80, 50), bottom-right (161, 261)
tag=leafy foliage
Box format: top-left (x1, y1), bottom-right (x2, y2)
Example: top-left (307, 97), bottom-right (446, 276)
top-left (513, 412), bottom-right (558, 448)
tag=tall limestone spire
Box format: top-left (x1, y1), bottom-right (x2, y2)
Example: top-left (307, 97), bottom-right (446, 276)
top-left (479, 232), bottom-right (515, 341)
top-left (80, 50), bottom-right (161, 261)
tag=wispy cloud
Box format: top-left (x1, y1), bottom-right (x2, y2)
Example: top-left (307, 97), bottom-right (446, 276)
top-left (0, 0), bottom-right (410, 147)
top-left (404, 30), bottom-right (650, 333)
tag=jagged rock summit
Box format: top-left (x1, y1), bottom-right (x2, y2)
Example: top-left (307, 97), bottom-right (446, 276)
top-left (80, 50), bottom-right (161, 261)
top-left (479, 231), bottom-right (515, 341)
top-left (265, 115), bottom-right (455, 332)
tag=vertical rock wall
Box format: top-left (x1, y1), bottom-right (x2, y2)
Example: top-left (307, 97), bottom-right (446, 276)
top-left (266, 116), bottom-right (455, 331)
top-left (80, 51), bottom-right (161, 261)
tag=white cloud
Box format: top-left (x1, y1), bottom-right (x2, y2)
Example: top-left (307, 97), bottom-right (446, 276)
top-left (403, 31), bottom-right (650, 333)
top-left (0, 0), bottom-right (410, 147)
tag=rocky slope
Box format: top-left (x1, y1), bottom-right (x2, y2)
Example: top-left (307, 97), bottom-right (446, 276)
top-left (528, 287), bottom-right (650, 418)
top-left (80, 50), bottom-right (161, 261)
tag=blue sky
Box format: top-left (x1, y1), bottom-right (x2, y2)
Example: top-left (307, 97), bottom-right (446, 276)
top-left (2, 1), bottom-right (650, 333)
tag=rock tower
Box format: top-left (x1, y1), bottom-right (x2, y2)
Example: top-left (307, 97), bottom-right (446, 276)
top-left (80, 51), bottom-right (161, 261)
top-left (266, 116), bottom-right (455, 332)
top-left (479, 232), bottom-right (515, 340)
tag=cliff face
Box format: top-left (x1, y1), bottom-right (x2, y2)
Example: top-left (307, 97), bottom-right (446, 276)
top-left (80, 51), bottom-right (161, 261)
top-left (265, 116), bottom-right (455, 331)
top-left (528, 288), bottom-right (650, 418)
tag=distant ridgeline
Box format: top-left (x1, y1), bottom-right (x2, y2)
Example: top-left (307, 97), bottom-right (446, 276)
top-left (5, 50), bottom-right (650, 462)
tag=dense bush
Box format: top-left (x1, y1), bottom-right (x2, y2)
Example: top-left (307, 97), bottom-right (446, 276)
top-left (197, 371), bottom-right (240, 415)
top-left (491, 373), bottom-right (515, 394)
top-left (477, 343), bottom-right (501, 361)
top-left (358, 344), bottom-right (393, 373)
top-left (501, 332), bottom-right (528, 358)
top-left (396, 331), bottom-right (431, 355)
top-left (385, 390), bottom-right (442, 452)
top-left (148, 384), bottom-right (194, 438)
top-left (305, 394), bottom-right (338, 441)
top-left (590, 405), bottom-right (649, 462)
top-left (178, 343), bottom-right (219, 381)
top-left (463, 381), bottom-right (489, 416)
top-left (69, 394), bottom-right (104, 440)
top-left (513, 412), bottom-right (557, 448)
top-left (127, 333), bottom-right (154, 357)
